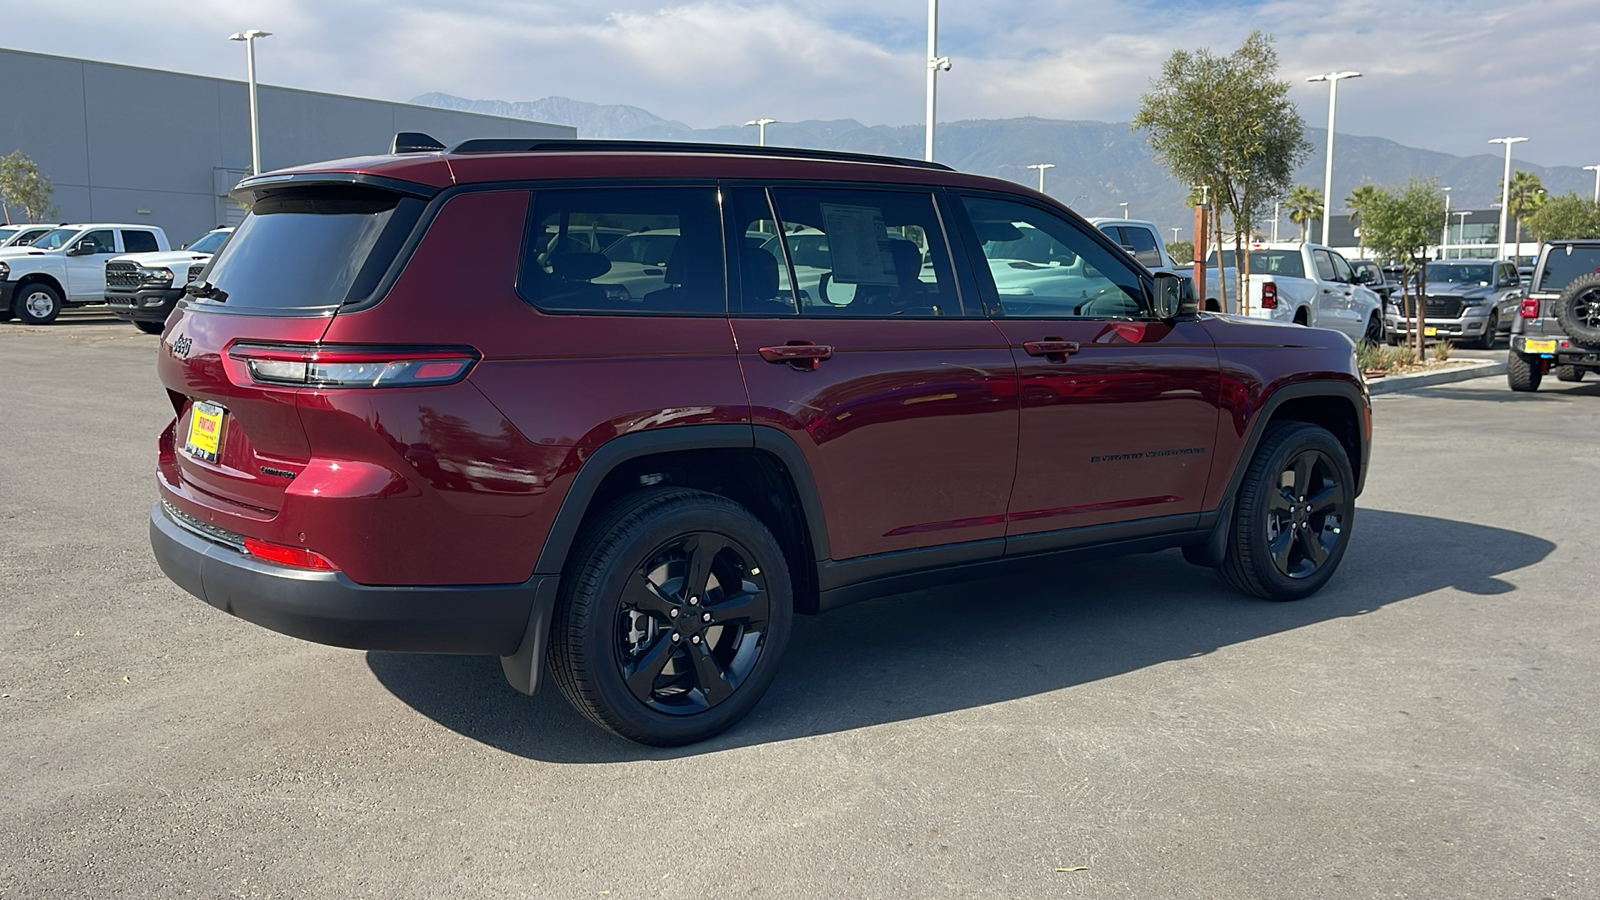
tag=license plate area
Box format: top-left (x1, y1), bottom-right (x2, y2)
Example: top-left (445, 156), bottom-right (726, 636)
top-left (1525, 339), bottom-right (1557, 355)
top-left (1423, 326), bottom-right (1438, 337)
top-left (185, 401), bottom-right (225, 462)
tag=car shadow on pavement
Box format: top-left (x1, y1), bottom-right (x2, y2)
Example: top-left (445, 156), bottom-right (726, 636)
top-left (366, 508), bottom-right (1553, 762)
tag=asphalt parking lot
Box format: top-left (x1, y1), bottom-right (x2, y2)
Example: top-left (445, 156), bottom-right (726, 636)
top-left (3, 312), bottom-right (1597, 899)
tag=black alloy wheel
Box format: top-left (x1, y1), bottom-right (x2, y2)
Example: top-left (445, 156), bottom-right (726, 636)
top-left (1476, 311), bottom-right (1498, 350)
top-left (615, 531), bottom-right (772, 716)
top-left (1218, 421), bottom-right (1355, 601)
top-left (1262, 448), bottom-right (1350, 581)
top-left (550, 487), bottom-right (793, 746)
top-left (1363, 314), bottom-right (1384, 346)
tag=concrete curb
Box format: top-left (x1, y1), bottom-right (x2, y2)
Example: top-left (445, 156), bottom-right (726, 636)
top-left (1366, 358), bottom-right (1506, 395)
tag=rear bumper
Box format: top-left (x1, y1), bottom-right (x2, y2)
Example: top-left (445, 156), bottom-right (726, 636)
top-left (106, 287), bottom-right (183, 323)
top-left (149, 501), bottom-right (548, 656)
top-left (1513, 333), bottom-right (1600, 366)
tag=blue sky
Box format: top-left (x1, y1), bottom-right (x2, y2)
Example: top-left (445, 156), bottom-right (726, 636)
top-left (6, 0), bottom-right (1598, 166)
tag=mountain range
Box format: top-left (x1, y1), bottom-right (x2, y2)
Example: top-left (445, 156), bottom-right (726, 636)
top-left (412, 92), bottom-right (1596, 235)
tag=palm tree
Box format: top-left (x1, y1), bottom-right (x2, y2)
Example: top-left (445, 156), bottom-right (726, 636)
top-left (1346, 183), bottom-right (1380, 257)
top-left (1285, 185), bottom-right (1324, 243)
top-left (1504, 169), bottom-right (1545, 259)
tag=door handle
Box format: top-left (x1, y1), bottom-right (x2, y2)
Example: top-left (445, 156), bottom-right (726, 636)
top-left (1022, 339), bottom-right (1080, 362)
top-left (759, 343), bottom-right (834, 371)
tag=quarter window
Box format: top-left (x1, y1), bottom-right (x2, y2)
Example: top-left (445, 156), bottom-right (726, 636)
top-left (520, 186), bottom-right (723, 314)
top-left (961, 195), bottom-right (1148, 319)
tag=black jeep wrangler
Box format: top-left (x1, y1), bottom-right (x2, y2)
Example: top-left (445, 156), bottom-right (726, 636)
top-left (1508, 240), bottom-right (1600, 391)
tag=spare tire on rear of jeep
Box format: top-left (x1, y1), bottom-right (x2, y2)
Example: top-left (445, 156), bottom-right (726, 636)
top-left (1554, 272), bottom-right (1600, 348)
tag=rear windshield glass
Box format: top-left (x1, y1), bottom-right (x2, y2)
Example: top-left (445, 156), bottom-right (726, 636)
top-left (198, 186), bottom-right (423, 312)
top-left (1537, 246), bottom-right (1600, 293)
top-left (1211, 249), bottom-right (1306, 278)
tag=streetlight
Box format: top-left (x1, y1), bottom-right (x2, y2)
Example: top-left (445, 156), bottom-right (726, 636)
top-left (924, 0), bottom-right (951, 162)
top-left (744, 118), bottom-right (777, 147)
top-left (1454, 211), bottom-right (1469, 258)
top-left (1170, 227), bottom-right (1181, 244)
top-left (1307, 71), bottom-right (1361, 245)
top-left (1119, 202), bottom-right (1129, 219)
top-left (1489, 136), bottom-right (1528, 260)
top-left (228, 29), bottom-right (272, 176)
top-left (1585, 164), bottom-right (1600, 204)
top-left (1441, 187), bottom-right (1451, 260)
top-left (1025, 163), bottom-right (1054, 193)
top-left (1273, 199), bottom-right (1282, 242)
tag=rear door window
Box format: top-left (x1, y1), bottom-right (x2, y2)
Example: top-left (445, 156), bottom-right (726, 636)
top-left (121, 230), bottom-right (159, 253)
top-left (1313, 250), bottom-right (1338, 281)
top-left (199, 185), bottom-right (425, 313)
top-left (519, 186), bottom-right (723, 314)
top-left (763, 186), bottom-right (962, 317)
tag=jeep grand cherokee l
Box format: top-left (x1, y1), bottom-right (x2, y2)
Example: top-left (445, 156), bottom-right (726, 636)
top-left (149, 138), bottom-right (1371, 745)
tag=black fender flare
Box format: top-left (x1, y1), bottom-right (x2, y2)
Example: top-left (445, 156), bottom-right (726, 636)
top-left (1220, 379), bottom-right (1369, 507)
top-left (531, 423), bottom-right (830, 577)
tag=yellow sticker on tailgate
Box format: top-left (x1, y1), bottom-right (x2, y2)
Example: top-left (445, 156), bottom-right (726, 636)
top-left (186, 401), bottom-right (224, 460)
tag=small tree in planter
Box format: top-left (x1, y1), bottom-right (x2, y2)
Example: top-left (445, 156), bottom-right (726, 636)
top-left (1362, 179), bottom-right (1447, 361)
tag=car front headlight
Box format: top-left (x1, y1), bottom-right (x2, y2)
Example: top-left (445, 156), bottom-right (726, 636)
top-left (1458, 296), bottom-right (1485, 307)
top-left (186, 264), bottom-right (207, 284)
top-left (138, 266), bottom-right (174, 285)
top-left (0, 262), bottom-right (9, 281)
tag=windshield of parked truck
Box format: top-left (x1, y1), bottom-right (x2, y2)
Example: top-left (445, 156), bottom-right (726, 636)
top-left (29, 228), bottom-right (81, 250)
top-left (1537, 246), bottom-right (1600, 294)
top-left (605, 232), bottom-right (679, 267)
top-left (1429, 264), bottom-right (1492, 285)
top-left (1210, 249), bottom-right (1305, 279)
top-left (185, 230), bottom-right (231, 254)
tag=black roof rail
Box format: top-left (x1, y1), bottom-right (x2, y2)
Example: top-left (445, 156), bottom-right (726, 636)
top-left (392, 132), bottom-right (446, 154)
top-left (446, 138), bottom-right (954, 171)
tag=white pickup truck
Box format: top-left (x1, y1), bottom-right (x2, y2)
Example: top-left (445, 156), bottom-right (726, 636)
top-left (0, 223), bottom-right (171, 324)
top-left (1204, 242), bottom-right (1384, 344)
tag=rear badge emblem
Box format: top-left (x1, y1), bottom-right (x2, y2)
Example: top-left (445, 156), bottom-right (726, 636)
top-left (170, 335), bottom-right (192, 358)
top-left (259, 466), bottom-right (295, 479)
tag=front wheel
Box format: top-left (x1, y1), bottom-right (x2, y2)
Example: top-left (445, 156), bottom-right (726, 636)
top-left (1218, 422), bottom-right (1355, 601)
top-left (1507, 351), bottom-right (1543, 392)
top-left (13, 282), bottom-right (62, 325)
top-left (1475, 312), bottom-right (1498, 350)
top-left (1362, 314), bottom-right (1384, 346)
top-left (549, 488), bottom-right (793, 746)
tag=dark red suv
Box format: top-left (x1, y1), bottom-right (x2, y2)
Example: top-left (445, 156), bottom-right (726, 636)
top-left (150, 139), bottom-right (1370, 745)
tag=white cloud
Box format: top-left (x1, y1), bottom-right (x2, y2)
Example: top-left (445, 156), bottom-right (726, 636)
top-left (3, 0), bottom-right (1597, 164)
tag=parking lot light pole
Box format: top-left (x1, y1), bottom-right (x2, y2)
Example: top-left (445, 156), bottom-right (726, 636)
top-left (744, 118), bottom-right (777, 147)
top-left (924, 0), bottom-right (951, 162)
top-left (1307, 71), bottom-right (1361, 246)
top-left (1441, 187), bottom-right (1451, 259)
top-left (1489, 136), bottom-right (1528, 261)
top-left (1453, 211), bottom-right (1469, 259)
top-left (1585, 164), bottom-right (1600, 204)
top-left (1025, 163), bottom-right (1054, 193)
top-left (229, 29), bottom-right (272, 176)
top-left (1120, 202), bottom-right (1129, 219)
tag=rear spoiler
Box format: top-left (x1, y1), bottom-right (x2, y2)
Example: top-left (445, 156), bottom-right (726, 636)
top-left (229, 171), bottom-right (441, 205)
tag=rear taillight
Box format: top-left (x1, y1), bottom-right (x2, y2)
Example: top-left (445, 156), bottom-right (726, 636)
top-left (1261, 282), bottom-right (1277, 309)
top-left (226, 343), bottom-right (480, 388)
top-left (1520, 298), bottom-right (1539, 318)
top-left (243, 537), bottom-right (338, 571)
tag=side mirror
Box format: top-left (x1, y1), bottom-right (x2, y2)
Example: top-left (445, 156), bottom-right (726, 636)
top-left (66, 240), bottom-right (95, 257)
top-left (1153, 272), bottom-right (1192, 318)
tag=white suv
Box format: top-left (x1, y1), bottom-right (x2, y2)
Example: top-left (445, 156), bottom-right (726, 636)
top-left (0, 224), bottom-right (170, 324)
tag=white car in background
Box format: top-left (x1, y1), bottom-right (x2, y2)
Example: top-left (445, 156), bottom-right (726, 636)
top-left (0, 223), bottom-right (170, 324)
top-left (0, 223), bottom-right (61, 248)
top-left (105, 227), bottom-right (233, 334)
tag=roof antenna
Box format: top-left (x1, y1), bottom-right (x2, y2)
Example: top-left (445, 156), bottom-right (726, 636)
top-left (392, 132), bottom-right (445, 154)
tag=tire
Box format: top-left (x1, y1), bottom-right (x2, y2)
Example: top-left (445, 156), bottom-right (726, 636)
top-left (1475, 311), bottom-right (1498, 350)
top-left (1217, 422), bottom-right (1355, 602)
top-left (1555, 364), bottom-right (1586, 383)
top-left (549, 487), bottom-right (793, 746)
top-left (1507, 351), bottom-right (1542, 392)
top-left (1554, 272), bottom-right (1600, 348)
top-left (134, 321), bottom-right (165, 335)
top-left (1362, 313), bottom-right (1383, 346)
top-left (12, 282), bottom-right (62, 325)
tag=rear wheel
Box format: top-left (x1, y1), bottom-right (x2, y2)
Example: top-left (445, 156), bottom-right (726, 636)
top-left (134, 321), bottom-right (165, 335)
top-left (1218, 422), bottom-right (1355, 601)
top-left (1555, 364), bottom-right (1586, 383)
top-left (550, 488), bottom-right (793, 746)
top-left (1507, 351), bottom-right (1543, 392)
top-left (13, 282), bottom-right (62, 325)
